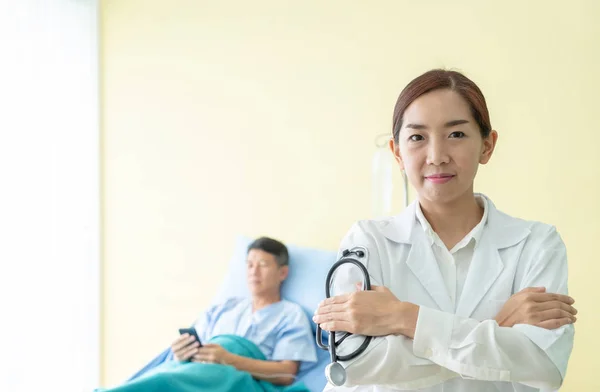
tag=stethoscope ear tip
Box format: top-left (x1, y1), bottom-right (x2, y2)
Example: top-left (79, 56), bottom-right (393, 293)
top-left (325, 362), bottom-right (347, 387)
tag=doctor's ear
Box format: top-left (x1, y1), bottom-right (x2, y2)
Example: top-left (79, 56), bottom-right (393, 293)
top-left (388, 138), bottom-right (405, 170)
top-left (479, 130), bottom-right (499, 165)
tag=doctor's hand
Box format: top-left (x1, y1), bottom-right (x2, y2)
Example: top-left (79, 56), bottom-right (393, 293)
top-left (192, 344), bottom-right (233, 364)
top-left (495, 287), bottom-right (577, 329)
top-left (313, 285), bottom-right (419, 337)
top-left (171, 334), bottom-right (201, 361)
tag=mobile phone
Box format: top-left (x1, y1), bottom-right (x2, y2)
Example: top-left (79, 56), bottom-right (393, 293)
top-left (178, 327), bottom-right (203, 347)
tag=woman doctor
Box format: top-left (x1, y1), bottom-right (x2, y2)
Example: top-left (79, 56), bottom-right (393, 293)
top-left (313, 69), bottom-right (577, 392)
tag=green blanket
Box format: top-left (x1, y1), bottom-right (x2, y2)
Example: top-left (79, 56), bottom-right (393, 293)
top-left (95, 335), bottom-right (310, 392)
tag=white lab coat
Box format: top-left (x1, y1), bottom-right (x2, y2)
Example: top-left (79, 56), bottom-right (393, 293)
top-left (325, 195), bottom-right (574, 392)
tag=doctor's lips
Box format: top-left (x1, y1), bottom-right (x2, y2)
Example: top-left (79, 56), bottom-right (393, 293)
top-left (425, 173), bottom-right (455, 184)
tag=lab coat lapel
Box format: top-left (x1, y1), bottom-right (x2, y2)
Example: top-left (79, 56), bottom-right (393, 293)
top-left (381, 201), bottom-right (454, 313)
top-left (454, 232), bottom-right (504, 318)
top-left (455, 199), bottom-right (531, 318)
top-left (405, 229), bottom-right (455, 312)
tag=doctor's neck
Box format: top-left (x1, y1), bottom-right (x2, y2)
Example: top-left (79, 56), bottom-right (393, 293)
top-left (419, 193), bottom-right (483, 239)
top-left (252, 292), bottom-right (281, 311)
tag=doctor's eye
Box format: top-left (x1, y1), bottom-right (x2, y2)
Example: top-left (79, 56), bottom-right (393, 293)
top-left (408, 134), bottom-right (424, 142)
top-left (449, 131), bottom-right (466, 138)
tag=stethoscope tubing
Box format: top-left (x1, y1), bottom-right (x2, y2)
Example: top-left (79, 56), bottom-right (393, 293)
top-left (316, 251), bottom-right (373, 364)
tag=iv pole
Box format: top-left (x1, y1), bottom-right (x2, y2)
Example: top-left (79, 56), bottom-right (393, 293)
top-left (372, 133), bottom-right (409, 217)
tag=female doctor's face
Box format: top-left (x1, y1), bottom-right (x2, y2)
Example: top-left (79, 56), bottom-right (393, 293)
top-left (391, 89), bottom-right (497, 205)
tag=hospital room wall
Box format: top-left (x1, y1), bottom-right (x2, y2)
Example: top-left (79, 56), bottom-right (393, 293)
top-left (100, 0), bottom-right (600, 389)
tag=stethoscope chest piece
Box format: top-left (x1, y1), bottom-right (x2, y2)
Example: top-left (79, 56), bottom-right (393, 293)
top-left (325, 362), bottom-right (347, 386)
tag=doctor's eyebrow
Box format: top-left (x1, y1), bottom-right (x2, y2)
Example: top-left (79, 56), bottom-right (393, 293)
top-left (405, 119), bottom-right (470, 130)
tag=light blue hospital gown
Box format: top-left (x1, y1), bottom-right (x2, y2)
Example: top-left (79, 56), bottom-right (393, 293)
top-left (193, 297), bottom-right (318, 369)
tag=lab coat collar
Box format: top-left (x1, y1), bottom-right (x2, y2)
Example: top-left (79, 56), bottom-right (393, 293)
top-left (414, 194), bottom-right (489, 250)
top-left (379, 193), bottom-right (531, 316)
top-left (380, 193), bottom-right (529, 248)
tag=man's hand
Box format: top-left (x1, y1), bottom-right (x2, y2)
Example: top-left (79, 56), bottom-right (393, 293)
top-left (192, 344), bottom-right (233, 364)
top-left (171, 334), bottom-right (201, 361)
top-left (495, 287), bottom-right (577, 329)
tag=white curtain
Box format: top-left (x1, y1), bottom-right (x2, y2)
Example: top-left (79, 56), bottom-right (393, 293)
top-left (0, 1), bottom-right (100, 391)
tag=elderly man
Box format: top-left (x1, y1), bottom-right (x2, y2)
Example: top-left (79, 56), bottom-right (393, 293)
top-left (170, 236), bottom-right (317, 386)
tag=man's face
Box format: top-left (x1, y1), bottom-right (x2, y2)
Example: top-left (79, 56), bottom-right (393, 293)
top-left (246, 249), bottom-right (288, 296)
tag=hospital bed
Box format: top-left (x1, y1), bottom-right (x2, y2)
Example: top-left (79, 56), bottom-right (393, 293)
top-left (129, 235), bottom-right (337, 392)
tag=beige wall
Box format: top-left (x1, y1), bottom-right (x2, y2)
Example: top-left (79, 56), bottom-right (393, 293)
top-left (100, 0), bottom-right (600, 390)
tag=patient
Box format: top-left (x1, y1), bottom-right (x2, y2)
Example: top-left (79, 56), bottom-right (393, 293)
top-left (96, 237), bottom-right (317, 392)
top-left (170, 236), bottom-right (317, 386)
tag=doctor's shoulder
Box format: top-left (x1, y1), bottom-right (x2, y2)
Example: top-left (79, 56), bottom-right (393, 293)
top-left (336, 216), bottom-right (407, 277)
top-left (340, 214), bottom-right (406, 244)
top-left (496, 208), bottom-right (571, 297)
top-left (495, 207), bottom-right (567, 252)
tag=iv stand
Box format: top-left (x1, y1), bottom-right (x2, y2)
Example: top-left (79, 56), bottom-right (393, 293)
top-left (373, 133), bottom-right (409, 211)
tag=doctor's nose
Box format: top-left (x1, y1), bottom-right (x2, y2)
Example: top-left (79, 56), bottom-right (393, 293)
top-left (426, 140), bottom-right (450, 166)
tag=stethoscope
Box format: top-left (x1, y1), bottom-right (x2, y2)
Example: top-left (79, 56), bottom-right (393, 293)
top-left (316, 247), bottom-right (372, 387)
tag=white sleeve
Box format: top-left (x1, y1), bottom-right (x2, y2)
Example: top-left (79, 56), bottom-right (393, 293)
top-left (330, 223), bottom-right (459, 389)
top-left (411, 226), bottom-right (574, 390)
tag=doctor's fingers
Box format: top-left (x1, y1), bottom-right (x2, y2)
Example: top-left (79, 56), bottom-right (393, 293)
top-left (320, 293), bottom-right (352, 306)
top-left (536, 317), bottom-right (575, 330)
top-left (529, 292), bottom-right (574, 305)
top-left (534, 308), bottom-right (577, 323)
top-left (314, 302), bottom-right (349, 315)
top-left (535, 300), bottom-right (578, 315)
top-left (313, 311), bottom-right (352, 325)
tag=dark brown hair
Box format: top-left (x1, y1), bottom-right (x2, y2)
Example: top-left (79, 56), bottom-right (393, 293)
top-left (392, 69), bottom-right (492, 142)
top-left (248, 236), bottom-right (289, 266)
